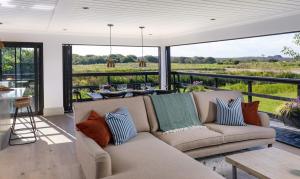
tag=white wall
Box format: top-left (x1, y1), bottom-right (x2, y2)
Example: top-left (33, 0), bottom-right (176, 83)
top-left (43, 40), bottom-right (64, 116)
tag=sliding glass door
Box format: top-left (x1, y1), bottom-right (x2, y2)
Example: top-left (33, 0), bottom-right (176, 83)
top-left (0, 42), bottom-right (43, 114)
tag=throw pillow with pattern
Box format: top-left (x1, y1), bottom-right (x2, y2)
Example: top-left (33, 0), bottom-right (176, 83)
top-left (216, 97), bottom-right (245, 126)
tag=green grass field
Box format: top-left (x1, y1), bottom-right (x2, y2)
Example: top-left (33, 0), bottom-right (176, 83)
top-left (221, 83), bottom-right (297, 113)
top-left (73, 62), bottom-right (299, 114)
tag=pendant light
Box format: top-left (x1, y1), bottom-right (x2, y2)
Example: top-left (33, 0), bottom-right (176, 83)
top-left (107, 24), bottom-right (115, 68)
top-left (139, 26), bottom-right (146, 67)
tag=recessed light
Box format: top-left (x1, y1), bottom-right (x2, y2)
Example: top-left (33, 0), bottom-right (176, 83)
top-left (210, 18), bottom-right (216, 21)
top-left (82, 7), bottom-right (89, 10)
top-left (32, 5), bottom-right (55, 10)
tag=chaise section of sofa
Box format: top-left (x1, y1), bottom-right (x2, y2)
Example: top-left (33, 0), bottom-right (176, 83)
top-left (74, 96), bottom-right (224, 179)
top-left (104, 132), bottom-right (223, 179)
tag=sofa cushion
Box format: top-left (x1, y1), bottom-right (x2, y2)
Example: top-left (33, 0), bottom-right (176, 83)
top-left (73, 96), bottom-right (150, 132)
top-left (205, 123), bottom-right (275, 143)
top-left (242, 101), bottom-right (261, 126)
top-left (105, 107), bottom-right (137, 145)
top-left (154, 126), bottom-right (223, 152)
top-left (76, 110), bottom-right (112, 147)
top-left (192, 91), bottom-right (244, 123)
top-left (144, 96), bottom-right (159, 132)
top-left (216, 97), bottom-right (245, 126)
top-left (105, 132), bottom-right (224, 179)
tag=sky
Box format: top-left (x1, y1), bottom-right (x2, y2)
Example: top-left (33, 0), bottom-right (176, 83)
top-left (72, 32), bottom-right (299, 58)
top-left (73, 45), bottom-right (159, 57)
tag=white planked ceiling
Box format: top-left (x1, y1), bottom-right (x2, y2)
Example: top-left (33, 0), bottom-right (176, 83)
top-left (0, 0), bottom-right (300, 39)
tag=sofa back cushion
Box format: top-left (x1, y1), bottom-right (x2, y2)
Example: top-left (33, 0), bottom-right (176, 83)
top-left (144, 93), bottom-right (199, 132)
top-left (144, 96), bottom-right (159, 132)
top-left (73, 96), bottom-right (150, 132)
top-left (192, 91), bottom-right (243, 123)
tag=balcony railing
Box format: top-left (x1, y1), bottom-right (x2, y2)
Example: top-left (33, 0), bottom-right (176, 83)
top-left (72, 71), bottom-right (160, 97)
top-left (171, 71), bottom-right (300, 116)
top-left (68, 71), bottom-right (300, 115)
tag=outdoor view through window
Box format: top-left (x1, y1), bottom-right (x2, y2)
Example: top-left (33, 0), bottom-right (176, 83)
top-left (72, 45), bottom-right (159, 99)
top-left (171, 32), bottom-right (300, 113)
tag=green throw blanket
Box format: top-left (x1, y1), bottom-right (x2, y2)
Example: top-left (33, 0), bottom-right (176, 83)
top-left (151, 93), bottom-right (201, 132)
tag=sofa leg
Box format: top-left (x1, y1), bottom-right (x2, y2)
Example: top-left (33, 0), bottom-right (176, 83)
top-left (268, 144), bottom-right (272, 148)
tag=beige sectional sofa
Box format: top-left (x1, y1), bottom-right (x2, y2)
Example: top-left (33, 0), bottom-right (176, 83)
top-left (74, 91), bottom-right (276, 179)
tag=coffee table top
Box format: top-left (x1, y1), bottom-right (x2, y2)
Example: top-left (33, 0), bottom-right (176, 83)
top-left (226, 148), bottom-right (300, 179)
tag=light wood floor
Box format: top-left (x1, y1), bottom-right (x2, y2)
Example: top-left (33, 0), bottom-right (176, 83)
top-left (0, 114), bottom-right (299, 179)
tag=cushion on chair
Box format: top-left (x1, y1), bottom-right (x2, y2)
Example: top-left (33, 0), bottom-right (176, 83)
top-left (154, 126), bottom-right (223, 152)
top-left (205, 123), bottom-right (276, 143)
top-left (76, 110), bottom-right (112, 148)
top-left (242, 101), bottom-right (261, 126)
top-left (105, 107), bottom-right (137, 145)
top-left (192, 91), bottom-right (244, 123)
top-left (73, 96), bottom-right (150, 132)
top-left (216, 97), bottom-right (245, 126)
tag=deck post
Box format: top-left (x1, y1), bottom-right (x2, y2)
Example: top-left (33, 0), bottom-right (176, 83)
top-left (214, 78), bottom-right (218, 88)
top-left (107, 75), bottom-right (111, 84)
top-left (297, 84), bottom-right (300, 97)
top-left (145, 74), bottom-right (148, 83)
top-left (248, 80), bottom-right (253, 102)
top-left (190, 75), bottom-right (193, 84)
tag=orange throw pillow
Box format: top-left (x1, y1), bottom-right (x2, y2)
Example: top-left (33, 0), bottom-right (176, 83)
top-left (241, 101), bottom-right (261, 126)
top-left (76, 111), bottom-right (112, 147)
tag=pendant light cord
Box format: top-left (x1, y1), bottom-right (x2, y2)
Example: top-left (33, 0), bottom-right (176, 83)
top-left (108, 24), bottom-right (113, 56)
top-left (110, 25), bottom-right (112, 55)
top-left (140, 26), bottom-right (145, 60)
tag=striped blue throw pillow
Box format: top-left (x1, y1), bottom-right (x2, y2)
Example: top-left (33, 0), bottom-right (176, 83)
top-left (216, 97), bottom-right (245, 126)
top-left (105, 107), bottom-right (137, 145)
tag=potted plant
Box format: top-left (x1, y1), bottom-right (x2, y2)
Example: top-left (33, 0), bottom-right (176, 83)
top-left (277, 97), bottom-right (300, 128)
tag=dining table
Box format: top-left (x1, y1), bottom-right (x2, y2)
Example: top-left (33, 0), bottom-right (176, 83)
top-left (87, 89), bottom-right (163, 100)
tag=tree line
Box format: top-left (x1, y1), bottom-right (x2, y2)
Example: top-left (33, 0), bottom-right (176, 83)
top-left (72, 54), bottom-right (222, 65)
top-left (72, 54), bottom-right (159, 65)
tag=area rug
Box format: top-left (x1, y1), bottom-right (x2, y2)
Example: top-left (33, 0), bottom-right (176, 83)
top-left (197, 151), bottom-right (257, 179)
top-left (272, 127), bottom-right (300, 148)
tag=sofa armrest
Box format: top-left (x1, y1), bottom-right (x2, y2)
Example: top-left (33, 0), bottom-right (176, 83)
top-left (258, 112), bottom-right (270, 127)
top-left (75, 131), bottom-right (112, 179)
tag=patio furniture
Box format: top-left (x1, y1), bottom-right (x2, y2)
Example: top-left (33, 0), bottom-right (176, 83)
top-left (9, 96), bottom-right (37, 145)
top-left (226, 147), bottom-right (300, 179)
top-left (100, 91), bottom-right (127, 99)
top-left (155, 89), bottom-right (177, 95)
top-left (175, 82), bottom-right (189, 92)
top-left (72, 89), bottom-right (82, 102)
top-left (131, 89), bottom-right (155, 97)
top-left (88, 92), bottom-right (103, 101)
top-left (74, 90), bottom-right (275, 179)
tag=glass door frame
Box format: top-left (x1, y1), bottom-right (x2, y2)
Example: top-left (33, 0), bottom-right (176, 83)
top-left (0, 42), bottom-right (44, 115)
